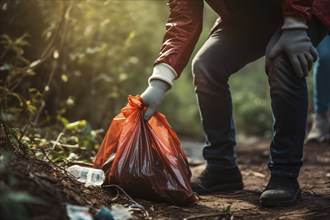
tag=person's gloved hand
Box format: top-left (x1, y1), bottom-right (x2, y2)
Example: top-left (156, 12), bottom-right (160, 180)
top-left (268, 29), bottom-right (318, 78)
top-left (141, 80), bottom-right (170, 121)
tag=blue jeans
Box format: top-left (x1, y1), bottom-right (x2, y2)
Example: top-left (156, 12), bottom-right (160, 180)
top-left (192, 15), bottom-right (328, 178)
top-left (313, 35), bottom-right (330, 115)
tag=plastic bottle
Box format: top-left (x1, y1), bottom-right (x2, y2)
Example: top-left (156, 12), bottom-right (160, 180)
top-left (67, 165), bottom-right (105, 186)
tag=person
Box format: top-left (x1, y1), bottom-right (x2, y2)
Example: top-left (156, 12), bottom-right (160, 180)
top-left (140, 0), bottom-right (330, 207)
top-left (306, 35), bottom-right (330, 143)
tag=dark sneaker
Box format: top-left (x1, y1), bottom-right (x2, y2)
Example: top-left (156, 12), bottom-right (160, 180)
top-left (260, 175), bottom-right (301, 207)
top-left (190, 166), bottom-right (243, 194)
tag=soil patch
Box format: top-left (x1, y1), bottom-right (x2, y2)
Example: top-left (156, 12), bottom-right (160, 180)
top-left (1, 138), bottom-right (329, 220)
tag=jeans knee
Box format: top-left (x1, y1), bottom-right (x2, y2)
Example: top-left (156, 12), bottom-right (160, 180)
top-left (266, 55), bottom-right (307, 97)
top-left (192, 56), bottom-right (206, 86)
top-left (192, 56), bottom-right (228, 88)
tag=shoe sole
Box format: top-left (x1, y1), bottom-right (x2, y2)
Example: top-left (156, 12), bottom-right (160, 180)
top-left (260, 189), bottom-right (301, 207)
top-left (194, 182), bottom-right (244, 194)
top-left (305, 133), bottom-right (330, 144)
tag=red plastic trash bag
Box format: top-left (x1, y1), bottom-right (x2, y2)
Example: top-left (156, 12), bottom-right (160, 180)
top-left (94, 95), bottom-right (197, 205)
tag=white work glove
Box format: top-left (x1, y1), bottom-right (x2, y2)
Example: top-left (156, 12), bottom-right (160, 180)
top-left (141, 80), bottom-right (170, 121)
top-left (141, 63), bottom-right (177, 121)
top-left (268, 17), bottom-right (318, 78)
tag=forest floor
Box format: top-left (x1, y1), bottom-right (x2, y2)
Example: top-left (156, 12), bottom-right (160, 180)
top-left (2, 137), bottom-right (330, 220)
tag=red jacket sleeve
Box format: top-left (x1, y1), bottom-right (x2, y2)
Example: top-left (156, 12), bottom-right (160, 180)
top-left (154, 0), bottom-right (204, 76)
top-left (282, 0), bottom-right (313, 19)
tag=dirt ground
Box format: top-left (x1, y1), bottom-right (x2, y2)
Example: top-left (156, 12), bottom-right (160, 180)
top-left (2, 137), bottom-right (329, 220)
top-left (179, 137), bottom-right (330, 220)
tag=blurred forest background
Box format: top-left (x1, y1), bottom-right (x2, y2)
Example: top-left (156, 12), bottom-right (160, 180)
top-left (1, 0), bottom-right (315, 160)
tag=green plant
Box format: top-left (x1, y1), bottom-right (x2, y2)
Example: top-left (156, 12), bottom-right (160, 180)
top-left (222, 204), bottom-right (232, 213)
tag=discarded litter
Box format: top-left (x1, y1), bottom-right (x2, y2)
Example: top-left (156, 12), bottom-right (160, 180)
top-left (94, 205), bottom-right (132, 220)
top-left (67, 165), bottom-right (105, 187)
top-left (111, 204), bottom-right (132, 220)
top-left (94, 206), bottom-right (114, 220)
top-left (66, 204), bottom-right (93, 220)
